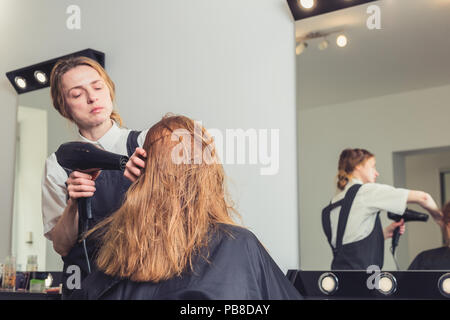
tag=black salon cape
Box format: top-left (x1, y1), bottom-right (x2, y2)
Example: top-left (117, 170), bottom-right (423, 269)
top-left (69, 224), bottom-right (302, 300)
top-left (408, 246), bottom-right (450, 270)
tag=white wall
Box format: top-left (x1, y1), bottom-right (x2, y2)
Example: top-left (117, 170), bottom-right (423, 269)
top-left (0, 0), bottom-right (298, 272)
top-left (298, 83), bottom-right (450, 270)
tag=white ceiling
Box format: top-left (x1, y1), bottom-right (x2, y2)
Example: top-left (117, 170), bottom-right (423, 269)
top-left (296, 0), bottom-right (450, 109)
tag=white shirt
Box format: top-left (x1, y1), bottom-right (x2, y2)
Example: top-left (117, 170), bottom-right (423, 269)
top-left (41, 121), bottom-right (148, 238)
top-left (329, 178), bottom-right (409, 247)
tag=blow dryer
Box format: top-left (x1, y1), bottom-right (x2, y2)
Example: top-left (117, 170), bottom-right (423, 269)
top-left (55, 141), bottom-right (129, 273)
top-left (55, 141), bottom-right (129, 173)
top-left (388, 209), bottom-right (429, 257)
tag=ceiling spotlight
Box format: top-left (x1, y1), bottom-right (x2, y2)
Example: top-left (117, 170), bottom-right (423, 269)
top-left (298, 0), bottom-right (315, 9)
top-left (438, 273), bottom-right (450, 298)
top-left (336, 34), bottom-right (348, 48)
top-left (318, 272), bottom-right (339, 295)
top-left (318, 39), bottom-right (329, 51)
top-left (34, 70), bottom-right (48, 84)
top-left (296, 42), bottom-right (308, 55)
top-left (14, 76), bottom-right (27, 90)
top-left (376, 272), bottom-right (397, 296)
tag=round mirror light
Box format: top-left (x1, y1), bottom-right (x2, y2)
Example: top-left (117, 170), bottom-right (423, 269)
top-left (438, 273), bottom-right (450, 298)
top-left (318, 272), bottom-right (339, 295)
top-left (376, 272), bottom-right (397, 296)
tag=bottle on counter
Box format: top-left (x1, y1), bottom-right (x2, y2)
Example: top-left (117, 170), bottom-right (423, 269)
top-left (26, 255), bottom-right (38, 272)
top-left (1, 256), bottom-right (16, 291)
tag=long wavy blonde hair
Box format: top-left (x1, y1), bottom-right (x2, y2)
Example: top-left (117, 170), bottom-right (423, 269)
top-left (87, 114), bottom-right (241, 282)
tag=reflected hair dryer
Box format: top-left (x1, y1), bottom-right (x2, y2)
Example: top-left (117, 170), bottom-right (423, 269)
top-left (55, 141), bottom-right (129, 273)
top-left (387, 209), bottom-right (429, 256)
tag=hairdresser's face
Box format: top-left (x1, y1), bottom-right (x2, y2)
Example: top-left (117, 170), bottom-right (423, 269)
top-left (62, 65), bottom-right (113, 130)
top-left (355, 157), bottom-right (379, 184)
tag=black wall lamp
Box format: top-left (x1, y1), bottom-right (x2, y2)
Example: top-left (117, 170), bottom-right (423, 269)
top-left (287, 0), bottom-right (378, 21)
top-left (6, 48), bottom-right (105, 95)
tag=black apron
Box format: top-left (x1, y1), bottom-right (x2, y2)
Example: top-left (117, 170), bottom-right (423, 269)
top-left (322, 184), bottom-right (384, 270)
top-left (61, 131), bottom-right (141, 299)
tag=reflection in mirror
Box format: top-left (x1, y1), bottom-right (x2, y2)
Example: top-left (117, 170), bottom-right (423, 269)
top-left (12, 88), bottom-right (77, 271)
top-left (393, 147), bottom-right (450, 269)
top-left (440, 170), bottom-right (450, 207)
top-left (296, 0), bottom-right (450, 271)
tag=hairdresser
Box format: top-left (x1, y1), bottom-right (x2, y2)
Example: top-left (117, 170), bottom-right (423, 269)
top-left (322, 148), bottom-right (443, 270)
top-left (41, 56), bottom-right (147, 298)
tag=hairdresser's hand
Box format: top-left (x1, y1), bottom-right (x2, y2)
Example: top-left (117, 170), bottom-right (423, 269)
top-left (409, 191), bottom-right (444, 227)
top-left (124, 147), bottom-right (147, 182)
top-left (384, 219), bottom-right (405, 240)
top-left (66, 171), bottom-right (97, 200)
top-left (421, 193), bottom-right (444, 227)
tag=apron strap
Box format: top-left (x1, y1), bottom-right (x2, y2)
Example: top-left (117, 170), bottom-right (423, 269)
top-left (322, 199), bottom-right (344, 251)
top-left (126, 130), bottom-right (142, 157)
top-left (335, 184), bottom-right (362, 252)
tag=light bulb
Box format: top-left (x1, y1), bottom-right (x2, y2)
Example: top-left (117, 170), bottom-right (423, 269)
top-left (299, 0), bottom-right (315, 9)
top-left (438, 273), bottom-right (450, 298)
top-left (336, 34), bottom-right (348, 48)
top-left (34, 70), bottom-right (48, 84)
top-left (15, 76), bottom-right (27, 89)
top-left (318, 272), bottom-right (339, 295)
top-left (376, 273), bottom-right (397, 295)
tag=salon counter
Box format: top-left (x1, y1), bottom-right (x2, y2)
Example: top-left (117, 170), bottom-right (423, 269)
top-left (0, 290), bottom-right (61, 300)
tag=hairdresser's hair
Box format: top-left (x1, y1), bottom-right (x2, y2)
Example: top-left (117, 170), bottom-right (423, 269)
top-left (337, 148), bottom-right (374, 190)
top-left (49, 56), bottom-right (123, 126)
top-left (442, 202), bottom-right (450, 246)
top-left (87, 114), bottom-right (240, 282)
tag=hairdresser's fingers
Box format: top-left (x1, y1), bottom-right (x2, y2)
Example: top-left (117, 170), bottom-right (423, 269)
top-left (67, 177), bottom-right (95, 187)
top-left (69, 171), bottom-right (93, 180)
top-left (134, 147), bottom-right (147, 159)
top-left (69, 191), bottom-right (95, 199)
top-left (391, 219), bottom-right (405, 234)
top-left (125, 163), bottom-right (142, 178)
top-left (131, 155), bottom-right (146, 169)
top-left (67, 184), bottom-right (96, 194)
top-left (67, 186), bottom-right (96, 199)
top-left (400, 224), bottom-right (406, 235)
top-left (78, 169), bottom-right (101, 180)
top-left (131, 148), bottom-right (146, 168)
top-left (123, 170), bottom-right (138, 183)
top-left (397, 219), bottom-right (405, 234)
